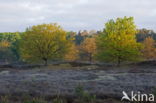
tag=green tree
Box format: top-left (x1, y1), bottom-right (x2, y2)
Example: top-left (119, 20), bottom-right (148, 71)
top-left (96, 17), bottom-right (142, 66)
top-left (0, 32), bottom-right (21, 62)
top-left (20, 23), bottom-right (70, 65)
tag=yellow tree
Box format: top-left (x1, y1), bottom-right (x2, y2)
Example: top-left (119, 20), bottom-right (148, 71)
top-left (64, 43), bottom-right (79, 61)
top-left (80, 37), bottom-right (97, 62)
top-left (142, 37), bottom-right (156, 60)
top-left (0, 40), bottom-right (10, 48)
top-left (20, 23), bottom-right (70, 65)
top-left (96, 17), bottom-right (142, 65)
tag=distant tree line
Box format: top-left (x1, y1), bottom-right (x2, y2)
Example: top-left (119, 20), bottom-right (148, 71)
top-left (0, 17), bottom-right (156, 65)
top-left (137, 28), bottom-right (156, 42)
top-left (0, 32), bottom-right (21, 63)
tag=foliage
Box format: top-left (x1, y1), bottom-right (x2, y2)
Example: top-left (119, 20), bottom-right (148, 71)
top-left (64, 43), bottom-right (79, 61)
top-left (64, 31), bottom-right (79, 61)
top-left (1, 96), bottom-right (9, 103)
top-left (0, 32), bottom-right (21, 62)
top-left (52, 97), bottom-right (65, 103)
top-left (96, 17), bottom-right (142, 65)
top-left (80, 37), bottom-right (97, 62)
top-left (0, 32), bottom-right (21, 43)
top-left (142, 37), bottom-right (156, 60)
top-left (0, 40), bottom-right (10, 48)
top-left (0, 17), bottom-right (156, 64)
top-left (20, 23), bottom-right (70, 65)
top-left (24, 98), bottom-right (47, 103)
top-left (66, 31), bottom-right (76, 39)
top-left (136, 28), bottom-right (156, 42)
top-left (0, 40), bottom-right (11, 61)
top-left (75, 85), bottom-right (96, 103)
top-left (75, 34), bottom-right (85, 45)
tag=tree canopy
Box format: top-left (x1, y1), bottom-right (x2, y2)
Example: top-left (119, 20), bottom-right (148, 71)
top-left (96, 17), bottom-right (142, 65)
top-left (142, 37), bottom-right (156, 60)
top-left (20, 24), bottom-right (70, 65)
top-left (0, 17), bottom-right (155, 65)
top-left (80, 37), bottom-right (97, 62)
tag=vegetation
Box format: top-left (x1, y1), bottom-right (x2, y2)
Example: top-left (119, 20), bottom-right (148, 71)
top-left (24, 98), bottom-right (47, 103)
top-left (52, 97), bottom-right (65, 103)
top-left (0, 17), bottom-right (156, 65)
top-left (0, 85), bottom-right (96, 103)
top-left (20, 24), bottom-right (70, 65)
top-left (75, 85), bottom-right (96, 103)
top-left (80, 37), bottom-right (97, 62)
top-left (136, 28), bottom-right (156, 42)
top-left (0, 32), bottom-right (21, 62)
top-left (142, 37), bottom-right (156, 60)
top-left (96, 17), bottom-right (142, 65)
top-left (64, 43), bottom-right (79, 61)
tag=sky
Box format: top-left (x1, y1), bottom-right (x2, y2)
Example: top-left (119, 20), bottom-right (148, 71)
top-left (0, 0), bottom-right (156, 32)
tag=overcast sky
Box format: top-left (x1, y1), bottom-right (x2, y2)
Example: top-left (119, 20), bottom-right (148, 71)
top-left (0, 0), bottom-right (156, 32)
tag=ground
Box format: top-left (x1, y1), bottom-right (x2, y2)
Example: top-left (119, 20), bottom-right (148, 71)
top-left (0, 63), bottom-right (155, 102)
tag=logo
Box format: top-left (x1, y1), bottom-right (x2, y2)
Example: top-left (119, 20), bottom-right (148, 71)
top-left (121, 91), bottom-right (154, 102)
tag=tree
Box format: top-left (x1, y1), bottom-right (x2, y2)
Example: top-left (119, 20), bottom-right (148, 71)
top-left (0, 40), bottom-right (10, 48)
top-left (80, 37), bottom-right (97, 62)
top-left (142, 37), bottom-right (156, 60)
top-left (0, 40), bottom-right (15, 63)
top-left (75, 34), bottom-right (85, 45)
top-left (64, 43), bottom-right (79, 61)
top-left (136, 28), bottom-right (156, 42)
top-left (96, 17), bottom-right (142, 66)
top-left (20, 23), bottom-right (70, 65)
top-left (0, 32), bottom-right (21, 61)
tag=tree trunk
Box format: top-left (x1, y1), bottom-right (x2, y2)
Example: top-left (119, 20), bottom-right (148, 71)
top-left (43, 58), bottom-right (48, 66)
top-left (89, 53), bottom-right (92, 63)
top-left (117, 57), bottom-right (121, 66)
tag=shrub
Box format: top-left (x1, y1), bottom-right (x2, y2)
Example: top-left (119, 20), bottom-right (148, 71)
top-left (75, 85), bottom-right (96, 103)
top-left (24, 97), bottom-right (47, 103)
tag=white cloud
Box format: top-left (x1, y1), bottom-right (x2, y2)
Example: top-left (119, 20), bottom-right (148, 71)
top-left (0, 0), bottom-right (156, 32)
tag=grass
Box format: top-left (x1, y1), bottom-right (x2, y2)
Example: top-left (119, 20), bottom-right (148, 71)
top-left (74, 84), bottom-right (96, 103)
top-left (0, 85), bottom-right (97, 103)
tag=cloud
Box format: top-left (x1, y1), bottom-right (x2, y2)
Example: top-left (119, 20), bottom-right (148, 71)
top-left (0, 0), bottom-right (156, 32)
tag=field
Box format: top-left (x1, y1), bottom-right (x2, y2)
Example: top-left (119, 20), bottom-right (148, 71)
top-left (0, 61), bottom-right (155, 103)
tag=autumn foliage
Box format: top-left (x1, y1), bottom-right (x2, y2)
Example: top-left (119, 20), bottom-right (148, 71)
top-left (20, 24), bottom-right (70, 65)
top-left (65, 43), bottom-right (79, 61)
top-left (1, 17), bottom-right (156, 65)
top-left (142, 37), bottom-right (156, 60)
top-left (96, 17), bottom-right (142, 65)
top-left (80, 37), bottom-right (97, 62)
top-left (0, 40), bottom-right (10, 48)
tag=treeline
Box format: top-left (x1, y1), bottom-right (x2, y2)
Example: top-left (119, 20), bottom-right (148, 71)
top-left (0, 32), bottom-right (21, 63)
top-left (0, 17), bottom-right (156, 65)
